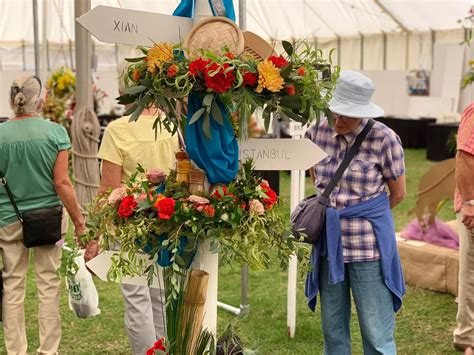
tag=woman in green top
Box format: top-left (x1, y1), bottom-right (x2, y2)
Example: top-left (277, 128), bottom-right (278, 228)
top-left (0, 75), bottom-right (85, 354)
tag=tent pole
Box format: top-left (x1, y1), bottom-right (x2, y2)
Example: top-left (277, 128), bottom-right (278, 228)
top-left (431, 29), bottom-right (435, 71)
top-left (40, 0), bottom-right (48, 82)
top-left (382, 31), bottom-right (387, 70)
top-left (360, 33), bottom-right (364, 70)
top-left (74, 0), bottom-right (92, 109)
top-left (406, 32), bottom-right (410, 70)
top-left (239, 0), bottom-right (247, 30)
top-left (373, 0), bottom-right (408, 33)
top-left (337, 36), bottom-right (341, 66)
top-left (33, 0), bottom-right (40, 76)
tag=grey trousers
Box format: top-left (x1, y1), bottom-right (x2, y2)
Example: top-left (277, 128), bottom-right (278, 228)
top-left (120, 284), bottom-right (166, 355)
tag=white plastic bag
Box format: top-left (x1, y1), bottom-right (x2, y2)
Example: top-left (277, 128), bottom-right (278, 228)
top-left (66, 249), bottom-right (101, 318)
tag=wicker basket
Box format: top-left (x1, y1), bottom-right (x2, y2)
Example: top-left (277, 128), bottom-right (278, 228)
top-left (242, 31), bottom-right (274, 61)
top-left (184, 16), bottom-right (244, 58)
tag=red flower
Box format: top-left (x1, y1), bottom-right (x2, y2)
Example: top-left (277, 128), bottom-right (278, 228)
top-left (146, 337), bottom-right (166, 355)
top-left (118, 195), bottom-right (137, 218)
top-left (154, 197), bottom-right (176, 220)
top-left (260, 183), bottom-right (278, 209)
top-left (203, 205), bottom-right (215, 217)
top-left (189, 58), bottom-right (210, 77)
top-left (240, 201), bottom-right (247, 210)
top-left (268, 55), bottom-right (289, 68)
top-left (296, 67), bottom-right (306, 76)
top-left (167, 64), bottom-right (178, 78)
top-left (285, 84), bottom-right (296, 95)
top-left (204, 62), bottom-right (235, 93)
top-left (224, 52), bottom-right (235, 59)
top-left (242, 71), bottom-right (258, 87)
top-left (132, 69), bottom-right (141, 81)
top-left (211, 186), bottom-right (228, 199)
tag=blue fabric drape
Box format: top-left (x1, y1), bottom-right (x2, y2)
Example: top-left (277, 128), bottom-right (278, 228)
top-left (173, 0), bottom-right (236, 21)
top-left (173, 0), bottom-right (239, 184)
top-left (185, 93), bottom-right (239, 184)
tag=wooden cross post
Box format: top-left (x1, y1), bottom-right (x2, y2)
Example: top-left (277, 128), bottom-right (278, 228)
top-left (76, 1), bottom-right (219, 336)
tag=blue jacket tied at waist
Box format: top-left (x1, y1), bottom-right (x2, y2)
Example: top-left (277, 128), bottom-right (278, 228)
top-left (305, 192), bottom-right (405, 313)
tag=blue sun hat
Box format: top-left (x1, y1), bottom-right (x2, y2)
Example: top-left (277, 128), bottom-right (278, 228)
top-left (329, 70), bottom-right (384, 119)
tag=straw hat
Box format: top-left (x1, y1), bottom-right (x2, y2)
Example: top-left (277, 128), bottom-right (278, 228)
top-left (242, 31), bottom-right (274, 61)
top-left (184, 16), bottom-right (244, 58)
top-left (329, 70), bottom-right (384, 119)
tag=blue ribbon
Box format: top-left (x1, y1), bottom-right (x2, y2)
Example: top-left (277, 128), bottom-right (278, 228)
top-left (173, 0), bottom-right (239, 184)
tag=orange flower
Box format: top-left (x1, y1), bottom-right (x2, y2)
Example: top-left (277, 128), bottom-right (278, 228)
top-left (296, 67), bottom-right (306, 76)
top-left (167, 64), bottom-right (178, 78)
top-left (132, 69), bottom-right (141, 81)
top-left (224, 52), bottom-right (235, 59)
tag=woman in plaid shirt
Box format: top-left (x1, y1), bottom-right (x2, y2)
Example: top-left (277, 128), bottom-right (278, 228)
top-left (305, 71), bottom-right (406, 355)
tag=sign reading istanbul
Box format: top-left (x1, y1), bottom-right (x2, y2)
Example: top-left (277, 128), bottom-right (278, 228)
top-left (239, 139), bottom-right (327, 171)
top-left (76, 6), bottom-right (193, 46)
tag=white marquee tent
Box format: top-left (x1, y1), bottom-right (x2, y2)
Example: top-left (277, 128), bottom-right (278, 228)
top-left (0, 0), bottom-right (473, 117)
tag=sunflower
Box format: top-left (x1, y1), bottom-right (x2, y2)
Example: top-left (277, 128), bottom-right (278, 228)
top-left (255, 59), bottom-right (284, 93)
top-left (147, 43), bottom-right (174, 74)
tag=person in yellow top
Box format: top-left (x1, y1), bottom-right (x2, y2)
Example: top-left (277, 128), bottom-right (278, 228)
top-left (91, 102), bottom-right (179, 353)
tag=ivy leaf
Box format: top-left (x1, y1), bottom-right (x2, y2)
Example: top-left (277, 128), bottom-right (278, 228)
top-left (123, 85), bottom-right (147, 95)
top-left (282, 40), bottom-right (294, 56)
top-left (123, 104), bottom-right (137, 117)
top-left (125, 56), bottom-right (146, 63)
top-left (202, 112), bottom-right (211, 139)
top-left (189, 107), bottom-right (205, 125)
top-left (211, 101), bottom-right (223, 125)
top-left (202, 93), bottom-right (214, 112)
top-left (262, 105), bottom-right (273, 132)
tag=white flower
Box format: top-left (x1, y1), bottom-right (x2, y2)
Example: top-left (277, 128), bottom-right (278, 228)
top-left (188, 195), bottom-right (210, 205)
top-left (220, 213), bottom-right (229, 222)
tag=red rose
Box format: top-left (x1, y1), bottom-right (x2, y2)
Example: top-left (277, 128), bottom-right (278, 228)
top-left (260, 183), bottom-right (278, 209)
top-left (242, 71), bottom-right (258, 87)
top-left (167, 64), bottom-right (178, 78)
top-left (268, 55), bottom-right (289, 68)
top-left (118, 195), bottom-right (137, 218)
top-left (296, 67), bottom-right (306, 76)
top-left (203, 205), bottom-right (215, 217)
top-left (132, 69), bottom-right (141, 81)
top-left (285, 84), bottom-right (296, 95)
top-left (211, 185), bottom-right (228, 199)
top-left (189, 58), bottom-right (210, 77)
top-left (154, 197), bottom-right (176, 220)
top-left (204, 62), bottom-right (235, 93)
top-left (146, 337), bottom-right (166, 355)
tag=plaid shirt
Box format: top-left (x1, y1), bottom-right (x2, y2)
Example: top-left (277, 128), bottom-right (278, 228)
top-left (305, 119), bottom-right (405, 262)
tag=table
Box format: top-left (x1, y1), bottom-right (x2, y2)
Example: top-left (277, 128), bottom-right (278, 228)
top-left (375, 116), bottom-right (437, 148)
top-left (426, 122), bottom-right (459, 161)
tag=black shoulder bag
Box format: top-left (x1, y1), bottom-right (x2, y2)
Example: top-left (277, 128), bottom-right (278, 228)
top-left (0, 172), bottom-right (62, 248)
top-left (291, 119), bottom-right (375, 244)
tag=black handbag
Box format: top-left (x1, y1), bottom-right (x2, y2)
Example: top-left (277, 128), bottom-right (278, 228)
top-left (0, 172), bottom-right (62, 248)
top-left (291, 119), bottom-right (374, 244)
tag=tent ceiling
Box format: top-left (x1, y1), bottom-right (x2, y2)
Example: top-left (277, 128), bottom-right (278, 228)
top-left (0, 0), bottom-right (472, 45)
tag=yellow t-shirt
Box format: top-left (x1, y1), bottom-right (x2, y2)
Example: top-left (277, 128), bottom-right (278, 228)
top-left (97, 115), bottom-right (179, 182)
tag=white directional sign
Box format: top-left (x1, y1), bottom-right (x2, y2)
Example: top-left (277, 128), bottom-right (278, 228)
top-left (76, 5), bottom-right (193, 46)
top-left (86, 251), bottom-right (163, 288)
top-left (239, 138), bottom-right (327, 171)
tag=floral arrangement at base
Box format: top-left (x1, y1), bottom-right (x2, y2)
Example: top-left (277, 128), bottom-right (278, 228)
top-left (83, 159), bottom-right (308, 298)
top-left (118, 40), bottom-right (339, 139)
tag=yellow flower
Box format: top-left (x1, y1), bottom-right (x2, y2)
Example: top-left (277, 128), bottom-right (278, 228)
top-left (256, 60), bottom-right (284, 93)
top-left (469, 59), bottom-right (474, 67)
top-left (147, 43), bottom-right (174, 74)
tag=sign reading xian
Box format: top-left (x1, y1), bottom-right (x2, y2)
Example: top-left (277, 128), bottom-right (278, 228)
top-left (76, 5), bottom-right (193, 46)
top-left (239, 139), bottom-right (327, 171)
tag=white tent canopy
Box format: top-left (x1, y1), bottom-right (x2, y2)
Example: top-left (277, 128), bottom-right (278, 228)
top-left (0, 0), bottom-right (473, 117)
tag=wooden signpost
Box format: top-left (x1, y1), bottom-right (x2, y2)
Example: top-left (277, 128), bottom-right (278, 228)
top-left (77, 3), bottom-right (327, 339)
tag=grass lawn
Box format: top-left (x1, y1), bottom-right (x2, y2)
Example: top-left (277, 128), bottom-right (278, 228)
top-left (0, 149), bottom-right (459, 354)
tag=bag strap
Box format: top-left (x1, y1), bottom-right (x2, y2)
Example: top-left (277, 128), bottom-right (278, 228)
top-left (0, 171), bottom-right (23, 223)
top-left (321, 119), bottom-right (375, 199)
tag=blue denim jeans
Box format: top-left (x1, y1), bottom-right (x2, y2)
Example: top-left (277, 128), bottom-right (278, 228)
top-left (319, 257), bottom-right (397, 355)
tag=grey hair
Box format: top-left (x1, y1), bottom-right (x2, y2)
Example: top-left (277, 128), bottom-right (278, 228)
top-left (10, 75), bottom-right (42, 115)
